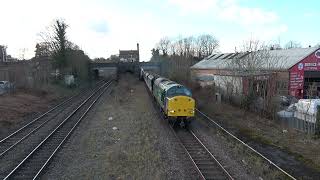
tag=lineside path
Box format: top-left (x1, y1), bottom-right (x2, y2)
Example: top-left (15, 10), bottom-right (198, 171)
top-left (43, 73), bottom-right (198, 179)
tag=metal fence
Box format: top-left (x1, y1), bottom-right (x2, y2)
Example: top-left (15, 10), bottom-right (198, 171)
top-left (279, 116), bottom-right (317, 134)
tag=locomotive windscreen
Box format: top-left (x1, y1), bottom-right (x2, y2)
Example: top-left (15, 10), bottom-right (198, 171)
top-left (166, 86), bottom-right (192, 97)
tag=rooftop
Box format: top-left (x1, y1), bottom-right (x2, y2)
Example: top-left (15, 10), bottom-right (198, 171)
top-left (191, 47), bottom-right (320, 70)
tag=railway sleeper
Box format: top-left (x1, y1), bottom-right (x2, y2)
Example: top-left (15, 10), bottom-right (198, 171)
top-left (187, 148), bottom-right (205, 152)
top-left (198, 166), bottom-right (220, 171)
top-left (186, 147), bottom-right (204, 150)
top-left (195, 161), bottom-right (216, 166)
top-left (192, 157), bottom-right (212, 161)
top-left (202, 172), bottom-right (229, 180)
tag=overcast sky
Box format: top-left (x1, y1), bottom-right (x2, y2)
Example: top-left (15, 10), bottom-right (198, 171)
top-left (1, 0), bottom-right (319, 61)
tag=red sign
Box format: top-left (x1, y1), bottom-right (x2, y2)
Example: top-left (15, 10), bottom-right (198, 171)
top-left (289, 49), bottom-right (320, 98)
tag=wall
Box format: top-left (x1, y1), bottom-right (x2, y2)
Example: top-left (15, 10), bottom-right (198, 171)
top-left (93, 67), bottom-right (118, 79)
top-left (275, 71), bottom-right (289, 96)
top-left (191, 69), bottom-right (244, 104)
top-left (0, 58), bottom-right (52, 88)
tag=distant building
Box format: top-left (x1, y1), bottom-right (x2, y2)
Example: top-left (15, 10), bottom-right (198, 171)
top-left (119, 43), bottom-right (140, 62)
top-left (0, 45), bottom-right (7, 62)
top-left (191, 47), bottom-right (320, 99)
top-left (6, 55), bottom-right (18, 62)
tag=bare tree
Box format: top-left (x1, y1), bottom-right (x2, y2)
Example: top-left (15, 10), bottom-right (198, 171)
top-left (35, 42), bottom-right (51, 58)
top-left (220, 39), bottom-right (286, 112)
top-left (155, 34), bottom-right (219, 58)
top-left (268, 43), bottom-right (282, 50)
top-left (150, 48), bottom-right (160, 62)
top-left (284, 41), bottom-right (302, 49)
top-left (157, 37), bottom-right (171, 56)
top-left (183, 36), bottom-right (197, 57)
top-left (19, 48), bottom-right (27, 60)
top-left (175, 36), bottom-right (184, 56)
top-left (197, 34), bottom-right (219, 58)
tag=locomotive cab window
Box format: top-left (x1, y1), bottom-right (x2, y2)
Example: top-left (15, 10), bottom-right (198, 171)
top-left (161, 91), bottom-right (165, 102)
top-left (167, 86), bottom-right (192, 97)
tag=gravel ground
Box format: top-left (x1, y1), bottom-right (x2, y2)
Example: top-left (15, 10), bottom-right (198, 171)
top-left (189, 119), bottom-right (256, 180)
top-left (191, 115), bottom-right (283, 179)
top-left (42, 73), bottom-right (198, 179)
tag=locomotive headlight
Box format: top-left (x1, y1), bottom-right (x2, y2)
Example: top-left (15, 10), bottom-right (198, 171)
top-left (189, 110), bottom-right (195, 114)
top-left (170, 110), bottom-right (175, 113)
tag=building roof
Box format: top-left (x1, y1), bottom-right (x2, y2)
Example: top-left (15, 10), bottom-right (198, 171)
top-left (119, 50), bottom-right (139, 55)
top-left (191, 47), bottom-right (320, 70)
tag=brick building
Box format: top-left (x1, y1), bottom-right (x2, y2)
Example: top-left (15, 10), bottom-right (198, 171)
top-left (191, 47), bottom-right (320, 99)
top-left (119, 43), bottom-right (140, 62)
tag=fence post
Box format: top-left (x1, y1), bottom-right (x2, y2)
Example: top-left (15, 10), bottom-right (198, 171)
top-left (316, 106), bottom-right (320, 136)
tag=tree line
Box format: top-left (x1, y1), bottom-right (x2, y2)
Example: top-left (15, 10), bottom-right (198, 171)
top-left (152, 34), bottom-right (316, 62)
top-left (34, 19), bottom-right (90, 81)
top-left (151, 34), bottom-right (219, 61)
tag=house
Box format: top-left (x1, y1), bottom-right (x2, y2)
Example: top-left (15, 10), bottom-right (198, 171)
top-left (191, 47), bottom-right (320, 99)
top-left (119, 43), bottom-right (140, 62)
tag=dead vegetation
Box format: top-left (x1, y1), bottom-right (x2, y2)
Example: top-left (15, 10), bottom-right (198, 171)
top-left (196, 96), bottom-right (320, 172)
top-left (0, 83), bottom-right (82, 135)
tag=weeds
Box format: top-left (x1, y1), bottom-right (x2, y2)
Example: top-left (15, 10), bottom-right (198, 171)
top-left (238, 128), bottom-right (273, 146)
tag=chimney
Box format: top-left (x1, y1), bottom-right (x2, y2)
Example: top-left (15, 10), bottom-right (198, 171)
top-left (137, 43), bottom-right (140, 62)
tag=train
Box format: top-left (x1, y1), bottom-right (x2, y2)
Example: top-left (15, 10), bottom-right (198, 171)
top-left (140, 68), bottom-right (195, 128)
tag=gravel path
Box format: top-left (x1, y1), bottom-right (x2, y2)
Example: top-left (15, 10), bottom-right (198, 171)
top-left (42, 74), bottom-right (198, 179)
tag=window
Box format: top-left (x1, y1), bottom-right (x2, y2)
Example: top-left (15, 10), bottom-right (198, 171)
top-left (161, 91), bottom-right (165, 102)
top-left (167, 86), bottom-right (192, 97)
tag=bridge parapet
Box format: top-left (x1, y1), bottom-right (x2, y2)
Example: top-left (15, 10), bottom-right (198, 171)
top-left (90, 62), bottom-right (161, 75)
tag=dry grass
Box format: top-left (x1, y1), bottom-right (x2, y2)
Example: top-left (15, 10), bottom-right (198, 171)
top-left (101, 74), bottom-right (167, 179)
top-left (0, 83), bottom-right (82, 129)
top-left (195, 90), bottom-right (320, 172)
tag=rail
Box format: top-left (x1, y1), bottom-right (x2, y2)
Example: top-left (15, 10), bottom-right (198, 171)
top-left (2, 80), bottom-right (112, 179)
top-left (196, 109), bottom-right (296, 180)
top-left (169, 125), bottom-right (233, 180)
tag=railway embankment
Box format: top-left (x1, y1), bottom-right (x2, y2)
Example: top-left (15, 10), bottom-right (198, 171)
top-left (193, 87), bottom-right (320, 179)
top-left (0, 83), bottom-right (88, 138)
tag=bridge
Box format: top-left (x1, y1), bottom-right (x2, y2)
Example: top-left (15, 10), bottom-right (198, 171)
top-left (89, 62), bottom-right (161, 79)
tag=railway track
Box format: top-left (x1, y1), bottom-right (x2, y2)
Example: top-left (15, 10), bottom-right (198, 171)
top-left (168, 110), bottom-right (296, 180)
top-left (173, 127), bottom-right (233, 180)
top-left (0, 81), bottom-right (104, 157)
top-left (146, 82), bottom-right (231, 179)
top-left (195, 109), bottom-right (296, 180)
top-left (0, 80), bottom-right (112, 179)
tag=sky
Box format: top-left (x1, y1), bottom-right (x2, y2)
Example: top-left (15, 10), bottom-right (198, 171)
top-left (1, 0), bottom-right (319, 61)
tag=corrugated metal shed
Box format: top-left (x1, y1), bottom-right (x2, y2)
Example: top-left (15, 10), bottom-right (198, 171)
top-left (191, 47), bottom-right (320, 70)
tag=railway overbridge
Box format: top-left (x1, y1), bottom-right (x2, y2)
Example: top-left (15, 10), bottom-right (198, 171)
top-left (90, 62), bottom-right (161, 79)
